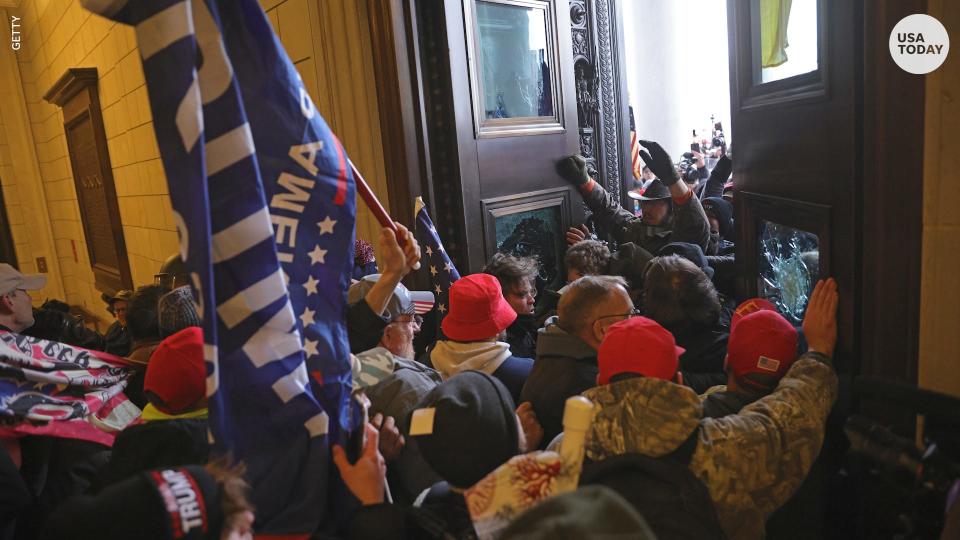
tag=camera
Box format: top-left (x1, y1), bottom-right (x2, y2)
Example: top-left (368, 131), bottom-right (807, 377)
top-left (844, 377), bottom-right (960, 539)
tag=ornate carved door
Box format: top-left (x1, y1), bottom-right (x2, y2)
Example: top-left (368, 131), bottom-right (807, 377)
top-left (414, 0), bottom-right (631, 289)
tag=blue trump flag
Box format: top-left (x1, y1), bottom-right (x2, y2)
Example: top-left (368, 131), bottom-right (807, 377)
top-left (81, 0), bottom-right (357, 534)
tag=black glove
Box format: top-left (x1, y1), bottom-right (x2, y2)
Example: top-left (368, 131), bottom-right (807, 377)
top-left (711, 154), bottom-right (732, 182)
top-left (556, 155), bottom-right (590, 186)
top-left (637, 140), bottom-right (680, 186)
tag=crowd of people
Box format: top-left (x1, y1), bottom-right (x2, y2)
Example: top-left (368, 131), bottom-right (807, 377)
top-left (331, 141), bottom-right (843, 539)
top-left (0, 140), bottom-right (850, 539)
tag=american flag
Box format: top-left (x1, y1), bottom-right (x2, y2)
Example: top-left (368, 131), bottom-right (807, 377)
top-left (629, 106), bottom-right (642, 179)
top-left (414, 197), bottom-right (460, 320)
top-left (81, 0), bottom-right (356, 535)
top-left (0, 332), bottom-right (138, 446)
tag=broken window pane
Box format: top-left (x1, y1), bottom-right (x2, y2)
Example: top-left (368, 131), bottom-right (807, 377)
top-left (758, 220), bottom-right (820, 324)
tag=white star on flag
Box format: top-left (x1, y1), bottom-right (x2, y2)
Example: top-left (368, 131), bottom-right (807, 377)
top-left (438, 244), bottom-right (445, 253)
top-left (317, 216), bottom-right (337, 235)
top-left (430, 265), bottom-right (438, 276)
top-left (425, 246), bottom-right (433, 256)
top-left (434, 284), bottom-right (442, 295)
top-left (304, 275), bottom-right (319, 296)
top-left (438, 303), bottom-right (447, 313)
top-left (309, 244), bottom-right (327, 265)
top-left (444, 262), bottom-right (453, 273)
top-left (300, 307), bottom-right (316, 326)
top-left (304, 338), bottom-right (318, 357)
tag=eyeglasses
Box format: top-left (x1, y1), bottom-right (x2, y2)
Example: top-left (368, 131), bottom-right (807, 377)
top-left (508, 288), bottom-right (537, 300)
top-left (592, 308), bottom-right (641, 325)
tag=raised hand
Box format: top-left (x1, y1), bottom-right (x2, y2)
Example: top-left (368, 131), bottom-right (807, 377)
top-left (802, 278), bottom-right (839, 357)
top-left (379, 223), bottom-right (420, 278)
top-left (556, 155), bottom-right (591, 187)
top-left (637, 140), bottom-right (680, 186)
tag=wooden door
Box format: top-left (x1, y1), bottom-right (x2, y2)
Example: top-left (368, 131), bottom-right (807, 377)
top-left (436, 0), bottom-right (581, 284)
top-left (728, 0), bottom-right (926, 537)
top-left (0, 183), bottom-right (16, 267)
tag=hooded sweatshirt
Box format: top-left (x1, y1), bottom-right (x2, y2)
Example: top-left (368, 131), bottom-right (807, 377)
top-left (430, 340), bottom-right (513, 378)
top-left (582, 351), bottom-right (837, 540)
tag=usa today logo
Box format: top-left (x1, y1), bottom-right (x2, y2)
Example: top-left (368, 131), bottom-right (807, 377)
top-left (889, 14), bottom-right (950, 74)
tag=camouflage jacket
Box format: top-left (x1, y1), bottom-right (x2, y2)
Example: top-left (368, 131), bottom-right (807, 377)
top-left (582, 182), bottom-right (711, 254)
top-left (582, 352), bottom-right (837, 540)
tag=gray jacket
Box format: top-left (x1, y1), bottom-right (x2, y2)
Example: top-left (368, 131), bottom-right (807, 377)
top-left (364, 356), bottom-right (443, 505)
top-left (583, 182), bottom-right (711, 254)
top-left (519, 317), bottom-right (598, 445)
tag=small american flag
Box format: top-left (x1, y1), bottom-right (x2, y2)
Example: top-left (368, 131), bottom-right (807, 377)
top-left (414, 197), bottom-right (460, 321)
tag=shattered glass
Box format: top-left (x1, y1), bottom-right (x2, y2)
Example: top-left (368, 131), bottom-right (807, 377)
top-left (758, 221), bottom-right (820, 324)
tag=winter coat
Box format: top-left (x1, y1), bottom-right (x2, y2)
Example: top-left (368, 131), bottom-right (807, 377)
top-left (98, 417), bottom-right (209, 487)
top-left (582, 181), bottom-right (711, 254)
top-left (364, 356), bottom-right (444, 506)
top-left (504, 315), bottom-right (537, 359)
top-left (429, 340), bottom-right (532, 404)
top-left (102, 321), bottom-right (131, 357)
top-left (519, 317), bottom-right (598, 446)
top-left (582, 351), bottom-right (838, 540)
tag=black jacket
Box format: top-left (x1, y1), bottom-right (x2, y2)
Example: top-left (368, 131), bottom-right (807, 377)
top-left (670, 324), bottom-right (729, 395)
top-left (504, 315), bottom-right (537, 359)
top-left (348, 482), bottom-right (476, 540)
top-left (98, 419), bottom-right (210, 488)
top-left (103, 321), bottom-right (132, 357)
top-left (519, 317), bottom-right (598, 446)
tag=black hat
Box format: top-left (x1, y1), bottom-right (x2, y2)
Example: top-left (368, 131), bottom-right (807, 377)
top-left (657, 242), bottom-right (714, 280)
top-left (501, 485), bottom-right (656, 540)
top-left (409, 371), bottom-right (519, 488)
top-left (627, 178), bottom-right (671, 201)
top-left (702, 197), bottom-right (734, 240)
top-left (42, 465), bottom-right (224, 539)
top-left (102, 289), bottom-right (134, 314)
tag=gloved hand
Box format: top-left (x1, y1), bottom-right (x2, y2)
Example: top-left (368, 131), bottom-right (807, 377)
top-left (556, 155), bottom-right (590, 187)
top-left (711, 154), bottom-right (732, 182)
top-left (637, 140), bottom-right (680, 186)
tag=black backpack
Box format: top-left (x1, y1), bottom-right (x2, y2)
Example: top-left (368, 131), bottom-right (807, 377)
top-left (580, 426), bottom-right (728, 540)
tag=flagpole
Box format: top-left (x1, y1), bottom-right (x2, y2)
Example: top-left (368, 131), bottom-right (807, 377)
top-left (349, 160), bottom-right (420, 270)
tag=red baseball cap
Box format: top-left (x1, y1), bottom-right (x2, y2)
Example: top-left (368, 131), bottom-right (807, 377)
top-left (597, 317), bottom-right (685, 385)
top-left (442, 273), bottom-right (517, 342)
top-left (730, 297), bottom-right (779, 327)
top-left (726, 299), bottom-right (798, 393)
top-left (145, 327), bottom-right (206, 414)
